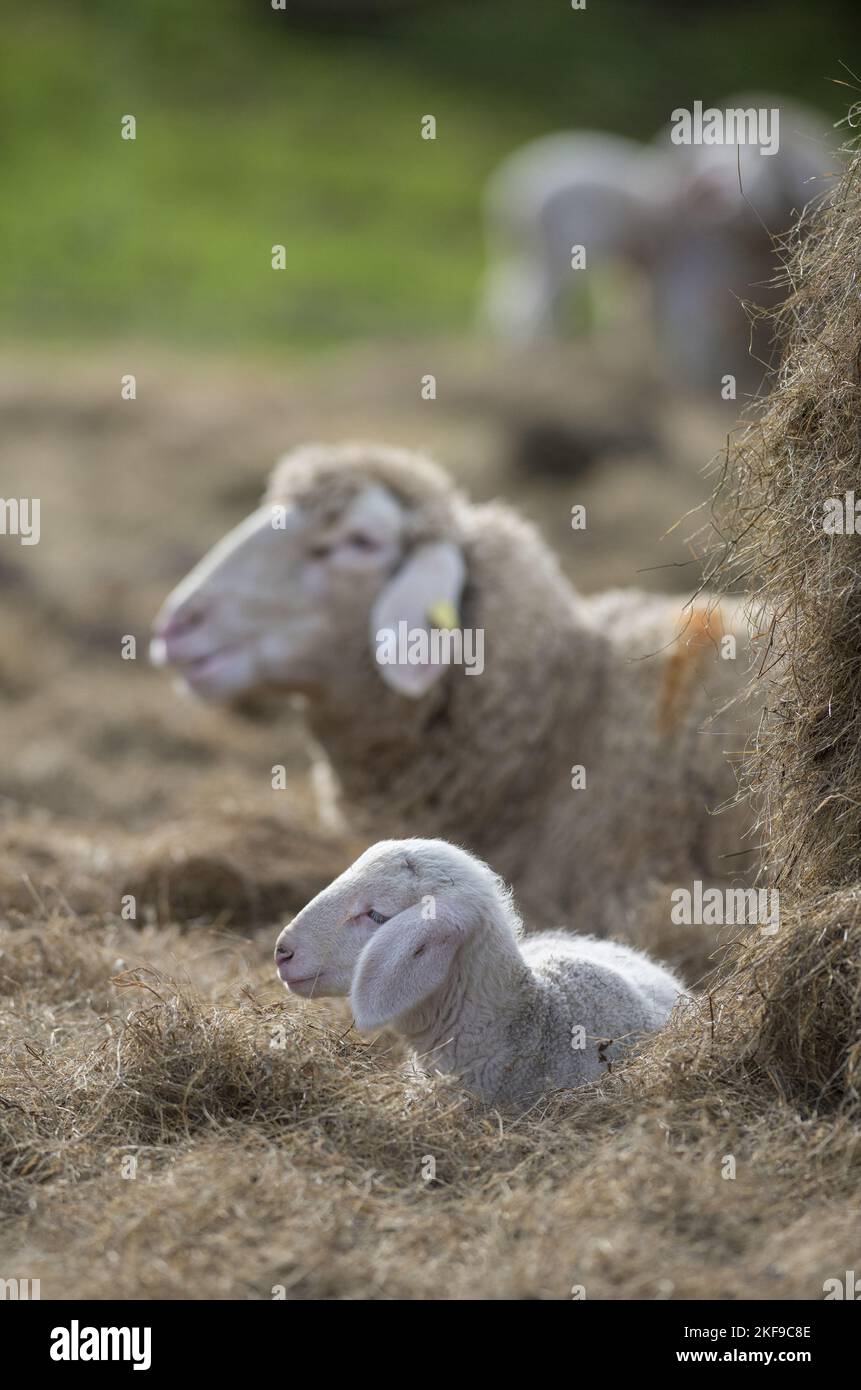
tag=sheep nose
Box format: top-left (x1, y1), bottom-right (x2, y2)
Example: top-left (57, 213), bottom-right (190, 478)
top-left (275, 941), bottom-right (294, 963)
top-left (150, 603), bottom-right (210, 666)
top-left (152, 604), bottom-right (206, 643)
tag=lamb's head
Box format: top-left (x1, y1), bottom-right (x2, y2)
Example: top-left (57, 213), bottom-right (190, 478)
top-left (274, 838), bottom-right (521, 1031)
top-left (150, 443), bottom-right (467, 701)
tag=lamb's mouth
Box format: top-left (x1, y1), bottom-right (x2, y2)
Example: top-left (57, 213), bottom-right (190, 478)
top-left (282, 974), bottom-right (327, 996)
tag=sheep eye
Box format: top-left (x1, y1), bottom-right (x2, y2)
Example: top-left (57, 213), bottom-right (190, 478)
top-left (347, 533), bottom-right (379, 552)
top-left (366, 909), bottom-right (388, 925)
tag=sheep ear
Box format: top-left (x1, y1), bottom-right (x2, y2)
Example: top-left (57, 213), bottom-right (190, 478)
top-left (350, 904), bottom-right (463, 1031)
top-left (371, 541), bottom-right (466, 697)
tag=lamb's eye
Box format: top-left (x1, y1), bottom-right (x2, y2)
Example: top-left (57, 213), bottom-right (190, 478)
top-left (367, 909), bottom-right (388, 925)
top-left (347, 533), bottom-right (379, 552)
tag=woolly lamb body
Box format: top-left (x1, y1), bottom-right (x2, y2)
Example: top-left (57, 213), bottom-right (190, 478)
top-left (274, 839), bottom-right (684, 1107)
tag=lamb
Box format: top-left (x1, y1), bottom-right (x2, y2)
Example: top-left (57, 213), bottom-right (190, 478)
top-left (274, 838), bottom-right (685, 1107)
top-left (151, 442), bottom-right (756, 938)
top-left (482, 100), bottom-right (834, 390)
top-left (479, 131), bottom-right (676, 344)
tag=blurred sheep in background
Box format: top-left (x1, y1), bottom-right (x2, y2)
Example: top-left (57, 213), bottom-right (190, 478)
top-left (481, 96), bottom-right (835, 394)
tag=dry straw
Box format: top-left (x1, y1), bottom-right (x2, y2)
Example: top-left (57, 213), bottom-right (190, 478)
top-left (694, 133), bottom-right (861, 1113)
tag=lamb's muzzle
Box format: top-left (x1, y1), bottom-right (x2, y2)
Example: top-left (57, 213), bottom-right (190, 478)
top-left (274, 838), bottom-right (685, 1107)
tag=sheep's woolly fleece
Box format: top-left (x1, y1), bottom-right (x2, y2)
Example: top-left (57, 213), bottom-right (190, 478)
top-left (266, 441), bottom-right (463, 544)
top-left (260, 440), bottom-right (757, 955)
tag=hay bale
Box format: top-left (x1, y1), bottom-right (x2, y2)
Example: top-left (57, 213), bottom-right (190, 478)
top-left (678, 138), bottom-right (861, 1114)
top-left (712, 143), bottom-right (861, 892)
top-left (750, 888), bottom-right (861, 1109)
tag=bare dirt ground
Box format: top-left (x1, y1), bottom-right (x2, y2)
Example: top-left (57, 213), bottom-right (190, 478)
top-left (5, 341), bottom-right (851, 1301)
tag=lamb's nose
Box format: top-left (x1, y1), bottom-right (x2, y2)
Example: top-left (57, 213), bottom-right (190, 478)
top-left (275, 941), bottom-right (294, 963)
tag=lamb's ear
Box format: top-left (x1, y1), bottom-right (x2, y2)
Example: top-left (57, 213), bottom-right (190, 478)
top-left (350, 903), bottom-right (464, 1031)
top-left (371, 541), bottom-right (466, 697)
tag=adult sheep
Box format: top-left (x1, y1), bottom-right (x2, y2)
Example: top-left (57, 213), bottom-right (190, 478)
top-left (151, 443), bottom-right (756, 939)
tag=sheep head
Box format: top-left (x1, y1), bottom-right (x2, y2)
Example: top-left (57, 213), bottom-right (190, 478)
top-left (150, 443), bottom-right (466, 701)
top-left (274, 838), bottom-right (520, 1031)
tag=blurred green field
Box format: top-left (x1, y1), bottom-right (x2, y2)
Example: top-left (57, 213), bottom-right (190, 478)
top-left (0, 0), bottom-right (853, 350)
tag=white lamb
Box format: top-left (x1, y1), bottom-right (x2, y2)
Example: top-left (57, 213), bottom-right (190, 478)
top-left (274, 838), bottom-right (685, 1108)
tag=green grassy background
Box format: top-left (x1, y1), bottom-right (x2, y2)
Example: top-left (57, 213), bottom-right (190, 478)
top-left (1, 0), bottom-right (855, 351)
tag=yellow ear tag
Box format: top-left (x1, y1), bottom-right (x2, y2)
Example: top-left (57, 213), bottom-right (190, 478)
top-left (427, 600), bottom-right (459, 630)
